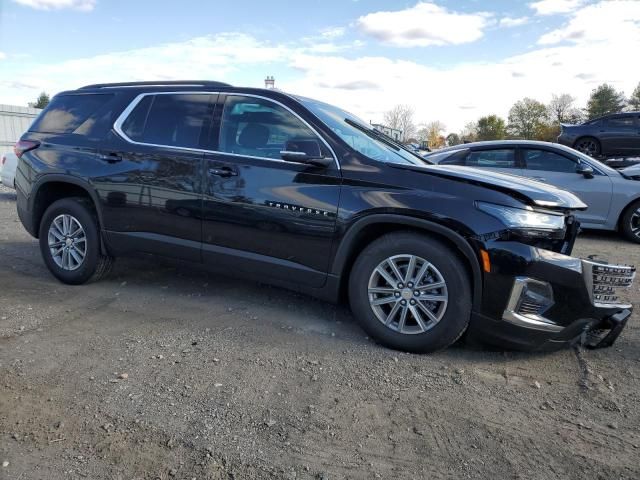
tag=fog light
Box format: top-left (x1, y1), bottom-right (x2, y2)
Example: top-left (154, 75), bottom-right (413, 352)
top-left (516, 279), bottom-right (554, 317)
top-left (503, 277), bottom-right (561, 332)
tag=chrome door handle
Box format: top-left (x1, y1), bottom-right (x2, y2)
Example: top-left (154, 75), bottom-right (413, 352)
top-left (532, 176), bottom-right (546, 182)
top-left (208, 167), bottom-right (237, 178)
top-left (99, 153), bottom-right (122, 163)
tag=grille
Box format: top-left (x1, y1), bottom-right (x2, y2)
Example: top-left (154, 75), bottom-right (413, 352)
top-left (518, 299), bottom-right (544, 315)
top-left (584, 260), bottom-right (635, 307)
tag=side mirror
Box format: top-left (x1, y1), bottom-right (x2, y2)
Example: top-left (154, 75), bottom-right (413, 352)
top-left (280, 139), bottom-right (332, 167)
top-left (576, 164), bottom-right (594, 178)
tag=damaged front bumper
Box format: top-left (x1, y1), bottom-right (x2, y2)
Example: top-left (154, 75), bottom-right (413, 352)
top-left (467, 242), bottom-right (635, 351)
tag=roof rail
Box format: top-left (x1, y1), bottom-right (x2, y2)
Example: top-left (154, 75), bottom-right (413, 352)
top-left (79, 80), bottom-right (232, 89)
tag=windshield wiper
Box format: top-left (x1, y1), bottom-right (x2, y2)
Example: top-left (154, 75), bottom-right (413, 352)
top-left (344, 118), bottom-right (429, 163)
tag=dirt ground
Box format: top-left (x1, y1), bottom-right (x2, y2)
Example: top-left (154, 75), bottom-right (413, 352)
top-left (1, 183), bottom-right (639, 480)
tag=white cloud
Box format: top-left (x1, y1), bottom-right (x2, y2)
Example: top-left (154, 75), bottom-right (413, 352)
top-left (320, 27), bottom-right (346, 39)
top-left (499, 16), bottom-right (530, 27)
top-left (1, 1), bottom-right (639, 133)
top-left (538, 0), bottom-right (640, 44)
top-left (356, 2), bottom-right (492, 47)
top-left (12, 0), bottom-right (95, 10)
top-left (0, 52), bottom-right (6, 60)
top-left (529, 0), bottom-right (587, 16)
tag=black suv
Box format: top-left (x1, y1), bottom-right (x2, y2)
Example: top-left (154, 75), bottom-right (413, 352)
top-left (558, 112), bottom-right (640, 158)
top-left (15, 81), bottom-right (635, 353)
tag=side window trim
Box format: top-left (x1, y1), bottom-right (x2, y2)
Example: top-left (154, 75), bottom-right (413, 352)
top-left (114, 91), bottom-right (216, 153)
top-left (114, 91), bottom-right (340, 170)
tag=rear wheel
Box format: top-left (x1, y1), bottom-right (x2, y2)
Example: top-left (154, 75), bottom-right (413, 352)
top-left (348, 232), bottom-right (471, 353)
top-left (38, 197), bottom-right (113, 284)
top-left (621, 199), bottom-right (640, 244)
top-left (574, 137), bottom-right (601, 157)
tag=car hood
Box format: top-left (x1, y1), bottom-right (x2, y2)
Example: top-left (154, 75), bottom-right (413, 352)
top-left (392, 163), bottom-right (587, 211)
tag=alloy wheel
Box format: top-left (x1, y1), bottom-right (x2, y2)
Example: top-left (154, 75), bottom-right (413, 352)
top-left (48, 214), bottom-right (87, 271)
top-left (630, 209), bottom-right (640, 239)
top-left (367, 254), bottom-right (448, 335)
top-left (575, 139), bottom-right (598, 157)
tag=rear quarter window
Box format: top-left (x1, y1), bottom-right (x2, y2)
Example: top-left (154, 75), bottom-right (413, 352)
top-left (30, 93), bottom-right (114, 134)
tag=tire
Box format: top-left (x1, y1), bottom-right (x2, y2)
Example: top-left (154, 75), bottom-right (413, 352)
top-left (620, 199), bottom-right (640, 244)
top-left (348, 232), bottom-right (472, 353)
top-left (574, 137), bottom-right (601, 158)
top-left (38, 197), bottom-right (113, 284)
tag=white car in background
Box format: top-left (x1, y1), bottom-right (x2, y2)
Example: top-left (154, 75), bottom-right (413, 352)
top-left (1, 151), bottom-right (18, 188)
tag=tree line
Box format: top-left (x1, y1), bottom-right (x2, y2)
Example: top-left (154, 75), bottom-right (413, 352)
top-left (383, 82), bottom-right (640, 149)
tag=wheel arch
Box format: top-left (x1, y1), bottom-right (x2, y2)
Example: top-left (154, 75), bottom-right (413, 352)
top-left (30, 175), bottom-right (107, 254)
top-left (331, 214), bottom-right (482, 310)
top-left (617, 195), bottom-right (640, 230)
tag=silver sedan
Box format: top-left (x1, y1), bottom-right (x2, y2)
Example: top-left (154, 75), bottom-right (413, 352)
top-left (424, 140), bottom-right (640, 243)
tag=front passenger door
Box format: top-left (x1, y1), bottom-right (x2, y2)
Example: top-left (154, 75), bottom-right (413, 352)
top-left (521, 148), bottom-right (612, 225)
top-left (201, 94), bottom-right (342, 287)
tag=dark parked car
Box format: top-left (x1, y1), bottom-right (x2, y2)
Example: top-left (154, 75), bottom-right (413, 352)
top-left (558, 112), bottom-right (640, 158)
top-left (14, 81), bottom-right (635, 353)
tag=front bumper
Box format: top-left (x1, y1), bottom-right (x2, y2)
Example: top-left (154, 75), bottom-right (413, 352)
top-left (467, 241), bottom-right (635, 351)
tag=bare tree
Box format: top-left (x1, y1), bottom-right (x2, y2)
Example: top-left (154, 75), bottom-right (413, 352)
top-left (460, 121), bottom-right (478, 143)
top-left (383, 105), bottom-right (416, 141)
top-left (548, 93), bottom-right (582, 124)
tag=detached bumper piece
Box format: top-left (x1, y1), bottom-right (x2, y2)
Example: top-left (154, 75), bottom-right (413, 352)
top-left (489, 257), bottom-right (636, 351)
top-left (583, 309), bottom-right (631, 349)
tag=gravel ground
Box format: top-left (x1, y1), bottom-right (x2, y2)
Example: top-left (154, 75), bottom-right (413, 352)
top-left (1, 183), bottom-right (639, 480)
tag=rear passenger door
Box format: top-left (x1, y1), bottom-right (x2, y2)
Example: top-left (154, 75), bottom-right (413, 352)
top-left (96, 92), bottom-right (215, 261)
top-left (520, 148), bottom-right (613, 225)
top-left (601, 115), bottom-right (639, 155)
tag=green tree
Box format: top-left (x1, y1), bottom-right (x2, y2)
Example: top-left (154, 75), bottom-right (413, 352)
top-left (629, 82), bottom-right (640, 111)
top-left (446, 133), bottom-right (461, 146)
top-left (476, 115), bottom-right (506, 141)
top-left (586, 83), bottom-right (625, 119)
top-left (29, 92), bottom-right (50, 109)
top-left (507, 98), bottom-right (549, 140)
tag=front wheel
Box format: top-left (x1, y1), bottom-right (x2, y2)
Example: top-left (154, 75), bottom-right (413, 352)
top-left (348, 232), bottom-right (471, 353)
top-left (621, 199), bottom-right (640, 244)
top-left (38, 197), bottom-right (113, 284)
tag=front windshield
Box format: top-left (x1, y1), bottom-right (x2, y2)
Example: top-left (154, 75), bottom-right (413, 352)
top-left (297, 96), bottom-right (428, 166)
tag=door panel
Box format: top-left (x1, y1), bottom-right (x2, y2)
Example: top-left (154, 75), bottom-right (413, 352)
top-left (94, 92), bottom-right (214, 260)
top-left (201, 94), bottom-right (341, 287)
top-left (600, 116), bottom-right (638, 155)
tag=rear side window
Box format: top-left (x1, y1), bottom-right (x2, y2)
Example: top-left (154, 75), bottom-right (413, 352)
top-left (607, 116), bottom-right (635, 128)
top-left (466, 149), bottom-right (516, 168)
top-left (120, 94), bottom-right (213, 149)
top-left (523, 149), bottom-right (577, 173)
top-left (30, 94), bottom-right (113, 134)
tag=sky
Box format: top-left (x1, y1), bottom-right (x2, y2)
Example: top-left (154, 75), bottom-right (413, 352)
top-left (0, 0), bottom-right (639, 132)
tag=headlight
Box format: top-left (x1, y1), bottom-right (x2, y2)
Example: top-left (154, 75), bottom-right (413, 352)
top-left (476, 202), bottom-right (565, 233)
